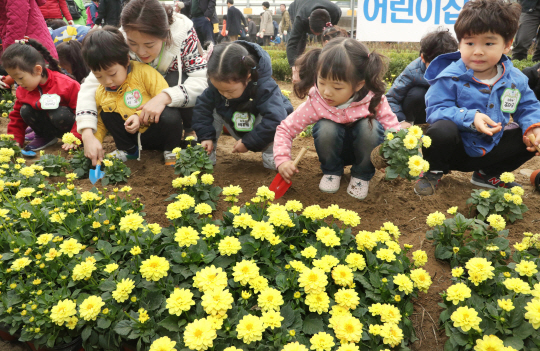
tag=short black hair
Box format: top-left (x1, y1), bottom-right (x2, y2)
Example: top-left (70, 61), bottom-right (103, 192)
top-left (227, 0), bottom-right (234, 4)
top-left (420, 27), bottom-right (458, 63)
top-left (82, 26), bottom-right (130, 71)
top-left (247, 16), bottom-right (252, 20)
top-left (223, 14), bottom-right (228, 20)
top-left (454, 0), bottom-right (521, 43)
top-left (309, 9), bottom-right (330, 34)
top-left (47, 19), bottom-right (68, 30)
top-left (262, 1), bottom-right (270, 9)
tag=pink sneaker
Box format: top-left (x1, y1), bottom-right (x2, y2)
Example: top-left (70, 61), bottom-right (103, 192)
top-left (347, 177), bottom-right (370, 200)
top-left (319, 175), bottom-right (341, 193)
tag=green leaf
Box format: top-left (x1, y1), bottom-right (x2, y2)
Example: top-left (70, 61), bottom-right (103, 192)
top-left (114, 320), bottom-right (132, 336)
top-left (276, 274), bottom-right (287, 290)
top-left (159, 316), bottom-right (182, 332)
top-left (97, 318), bottom-right (111, 329)
top-left (513, 320), bottom-right (535, 339)
top-left (435, 244), bottom-right (453, 260)
top-left (302, 313), bottom-right (324, 335)
top-left (213, 255), bottom-right (235, 269)
top-left (504, 337), bottom-right (524, 350)
top-left (82, 326), bottom-right (92, 341)
top-left (281, 303), bottom-right (295, 329)
top-left (99, 280), bottom-right (116, 292)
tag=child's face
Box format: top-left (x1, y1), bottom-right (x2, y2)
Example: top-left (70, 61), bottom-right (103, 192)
top-left (93, 64), bottom-right (128, 90)
top-left (6, 66), bottom-right (44, 92)
top-left (459, 32), bottom-right (512, 80)
top-left (317, 76), bottom-right (364, 107)
top-left (211, 78), bottom-right (249, 100)
top-left (126, 30), bottom-right (164, 64)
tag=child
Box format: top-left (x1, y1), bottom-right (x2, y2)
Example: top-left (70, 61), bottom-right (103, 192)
top-left (386, 27), bottom-right (458, 128)
top-left (2, 38), bottom-right (81, 151)
top-left (56, 41), bottom-right (90, 83)
top-left (415, 0), bottom-right (540, 196)
top-left (192, 41), bottom-right (293, 170)
top-left (274, 37), bottom-right (401, 200)
top-left (86, 0), bottom-right (99, 27)
top-left (81, 26), bottom-right (183, 165)
top-left (322, 25), bottom-right (348, 45)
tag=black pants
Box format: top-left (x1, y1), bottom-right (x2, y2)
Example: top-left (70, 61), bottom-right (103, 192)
top-left (101, 108), bottom-right (183, 152)
top-left (164, 70), bottom-right (193, 131)
top-left (20, 104), bottom-right (75, 138)
top-left (423, 120), bottom-right (535, 175)
top-left (402, 86), bottom-right (428, 124)
top-left (262, 36), bottom-right (271, 46)
top-left (512, 11), bottom-right (540, 61)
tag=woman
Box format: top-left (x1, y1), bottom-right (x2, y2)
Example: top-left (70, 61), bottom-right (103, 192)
top-left (259, 2), bottom-right (273, 46)
top-left (76, 0), bottom-right (208, 166)
top-left (39, 0), bottom-right (74, 24)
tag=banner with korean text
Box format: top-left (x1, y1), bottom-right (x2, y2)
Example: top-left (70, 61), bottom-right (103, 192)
top-left (356, 0), bottom-right (468, 42)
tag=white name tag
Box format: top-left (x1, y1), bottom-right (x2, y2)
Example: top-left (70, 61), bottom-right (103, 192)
top-left (500, 88), bottom-right (521, 114)
top-left (124, 89), bottom-right (142, 109)
top-left (39, 94), bottom-right (61, 110)
top-left (232, 111), bottom-right (255, 132)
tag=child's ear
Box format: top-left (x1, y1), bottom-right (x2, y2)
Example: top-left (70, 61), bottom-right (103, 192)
top-left (503, 39), bottom-right (513, 55)
top-left (34, 65), bottom-right (43, 76)
top-left (355, 80), bottom-right (365, 92)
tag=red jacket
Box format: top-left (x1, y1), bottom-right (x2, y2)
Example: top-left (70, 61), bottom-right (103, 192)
top-left (39, 0), bottom-right (72, 20)
top-left (8, 69), bottom-right (81, 145)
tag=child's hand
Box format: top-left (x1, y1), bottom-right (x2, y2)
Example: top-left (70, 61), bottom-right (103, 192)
top-left (61, 143), bottom-right (78, 151)
top-left (201, 140), bottom-right (214, 154)
top-left (524, 127), bottom-right (540, 156)
top-left (232, 139), bottom-right (248, 153)
top-left (125, 115), bottom-right (140, 134)
top-left (473, 112), bottom-right (502, 136)
top-left (278, 161), bottom-right (298, 183)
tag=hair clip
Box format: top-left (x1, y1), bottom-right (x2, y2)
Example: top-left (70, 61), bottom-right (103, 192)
top-left (252, 66), bottom-right (257, 70)
top-left (15, 36), bottom-right (29, 45)
top-left (323, 22), bottom-right (333, 31)
top-left (253, 82), bottom-right (257, 86)
top-left (241, 56), bottom-right (246, 61)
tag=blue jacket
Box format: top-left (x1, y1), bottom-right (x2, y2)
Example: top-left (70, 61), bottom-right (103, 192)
top-left (386, 57), bottom-right (429, 121)
top-left (192, 41), bottom-right (293, 152)
top-left (425, 51), bottom-right (540, 157)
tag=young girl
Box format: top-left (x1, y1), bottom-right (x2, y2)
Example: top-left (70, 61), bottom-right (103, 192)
top-left (81, 26), bottom-right (183, 165)
top-left (2, 38), bottom-right (81, 151)
top-left (274, 37), bottom-right (401, 200)
top-left (192, 41), bottom-right (293, 170)
top-left (56, 41), bottom-right (90, 83)
top-left (322, 25), bottom-right (348, 45)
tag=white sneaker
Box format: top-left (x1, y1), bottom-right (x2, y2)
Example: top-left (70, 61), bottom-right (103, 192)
top-left (347, 177), bottom-right (369, 200)
top-left (107, 149), bottom-right (139, 162)
top-left (319, 175), bottom-right (341, 193)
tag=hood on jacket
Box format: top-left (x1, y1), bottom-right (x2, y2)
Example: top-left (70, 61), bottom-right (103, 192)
top-left (425, 51), bottom-right (514, 84)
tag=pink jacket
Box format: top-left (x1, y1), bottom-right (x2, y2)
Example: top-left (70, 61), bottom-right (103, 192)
top-left (0, 0), bottom-right (59, 59)
top-left (274, 86), bottom-right (401, 168)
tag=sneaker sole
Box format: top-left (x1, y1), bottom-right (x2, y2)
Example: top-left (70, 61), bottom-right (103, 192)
top-left (470, 178), bottom-right (497, 189)
top-left (28, 138), bottom-right (58, 151)
top-left (319, 187), bottom-right (340, 194)
top-left (347, 190), bottom-right (367, 200)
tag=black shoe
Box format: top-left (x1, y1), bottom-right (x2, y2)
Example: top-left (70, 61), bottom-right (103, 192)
top-left (414, 172), bottom-right (443, 196)
top-left (470, 171), bottom-right (522, 189)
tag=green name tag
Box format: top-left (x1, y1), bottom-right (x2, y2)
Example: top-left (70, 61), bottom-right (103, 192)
top-left (40, 94), bottom-right (61, 110)
top-left (124, 89), bottom-right (142, 109)
top-left (232, 111), bottom-right (255, 132)
top-left (500, 88), bottom-right (521, 114)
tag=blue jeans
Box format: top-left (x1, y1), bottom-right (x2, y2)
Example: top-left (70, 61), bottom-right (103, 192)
top-left (192, 16), bottom-right (215, 44)
top-left (313, 118), bottom-right (384, 181)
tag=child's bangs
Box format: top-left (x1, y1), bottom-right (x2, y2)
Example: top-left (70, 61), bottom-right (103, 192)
top-left (317, 50), bottom-right (353, 84)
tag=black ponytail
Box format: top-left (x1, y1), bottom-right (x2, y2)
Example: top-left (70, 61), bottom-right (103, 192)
top-left (207, 42), bottom-right (260, 112)
top-left (1, 39), bottom-right (61, 77)
top-left (293, 48), bottom-right (321, 99)
top-left (363, 51), bottom-right (387, 117)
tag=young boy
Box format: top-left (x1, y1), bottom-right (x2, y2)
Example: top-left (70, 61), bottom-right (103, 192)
top-left (386, 27), bottom-right (458, 128)
top-left (415, 0), bottom-right (540, 196)
top-left (80, 26), bottom-right (183, 165)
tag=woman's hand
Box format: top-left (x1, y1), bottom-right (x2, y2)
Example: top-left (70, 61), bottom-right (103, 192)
top-left (232, 139), bottom-right (248, 153)
top-left (61, 143), bottom-right (78, 151)
top-left (201, 140), bottom-right (214, 154)
top-left (136, 92), bottom-right (172, 125)
top-left (277, 160), bottom-right (298, 184)
top-left (125, 114), bottom-right (140, 134)
top-left (81, 129), bottom-right (104, 166)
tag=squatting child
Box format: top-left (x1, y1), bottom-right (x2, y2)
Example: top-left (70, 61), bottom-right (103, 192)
top-left (274, 37), bottom-right (401, 200)
top-left (415, 0), bottom-right (540, 196)
top-left (386, 27), bottom-right (458, 128)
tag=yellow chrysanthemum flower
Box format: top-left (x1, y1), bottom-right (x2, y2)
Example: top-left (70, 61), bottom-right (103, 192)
top-left (149, 336), bottom-right (177, 351)
top-left (258, 288), bottom-right (284, 312)
top-left (310, 332), bottom-right (334, 351)
top-left (79, 296), bottom-right (105, 321)
top-left (451, 306), bottom-right (482, 332)
top-left (140, 256), bottom-right (170, 282)
top-left (236, 315), bottom-right (264, 344)
top-left (446, 283), bottom-right (471, 305)
top-left (167, 288), bottom-right (195, 315)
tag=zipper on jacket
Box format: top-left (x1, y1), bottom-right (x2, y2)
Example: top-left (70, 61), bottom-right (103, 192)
top-left (225, 99), bottom-right (229, 107)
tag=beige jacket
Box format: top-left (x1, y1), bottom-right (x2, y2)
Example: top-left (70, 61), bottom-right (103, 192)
top-left (260, 9), bottom-right (274, 36)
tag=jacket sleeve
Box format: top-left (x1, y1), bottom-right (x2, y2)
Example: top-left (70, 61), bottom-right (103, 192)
top-left (226, 13), bottom-right (231, 31)
top-left (162, 27), bottom-right (208, 108)
top-left (273, 98), bottom-right (321, 169)
top-left (284, 12), bottom-right (290, 31)
top-left (513, 73), bottom-right (540, 135)
top-left (95, 106), bottom-right (108, 143)
top-left (76, 71), bottom-right (100, 134)
top-left (90, 4), bottom-right (98, 21)
top-left (242, 83), bottom-right (290, 152)
top-left (203, 0), bottom-right (216, 19)
top-left (7, 96), bottom-right (27, 146)
top-left (4, 0), bottom-right (30, 48)
top-left (192, 87), bottom-right (218, 141)
top-left (374, 95), bottom-right (401, 131)
top-left (425, 78), bottom-right (477, 131)
top-left (240, 12), bottom-right (247, 27)
top-left (386, 65), bottom-right (415, 122)
top-left (58, 0), bottom-right (73, 21)
top-left (286, 18), bottom-right (307, 67)
top-left (95, 0), bottom-right (106, 25)
top-left (66, 78), bottom-right (82, 139)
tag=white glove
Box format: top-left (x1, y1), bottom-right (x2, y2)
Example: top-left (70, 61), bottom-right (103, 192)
top-left (245, 27), bottom-right (248, 31)
top-left (277, 34), bottom-right (281, 38)
top-left (246, 34), bottom-right (250, 37)
top-left (0, 76), bottom-right (9, 89)
top-left (226, 30), bottom-right (229, 35)
top-left (284, 30), bottom-right (287, 35)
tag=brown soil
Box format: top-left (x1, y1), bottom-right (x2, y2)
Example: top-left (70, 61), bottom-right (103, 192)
top-left (2, 82), bottom-right (540, 351)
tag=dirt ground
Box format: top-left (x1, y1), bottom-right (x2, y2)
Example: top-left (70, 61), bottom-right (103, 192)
top-left (1, 82), bottom-right (540, 351)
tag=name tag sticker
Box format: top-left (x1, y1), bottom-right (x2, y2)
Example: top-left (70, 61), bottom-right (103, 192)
top-left (124, 89), bottom-right (143, 109)
top-left (40, 94), bottom-right (61, 110)
top-left (232, 111), bottom-right (255, 132)
top-left (500, 88), bottom-right (521, 114)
